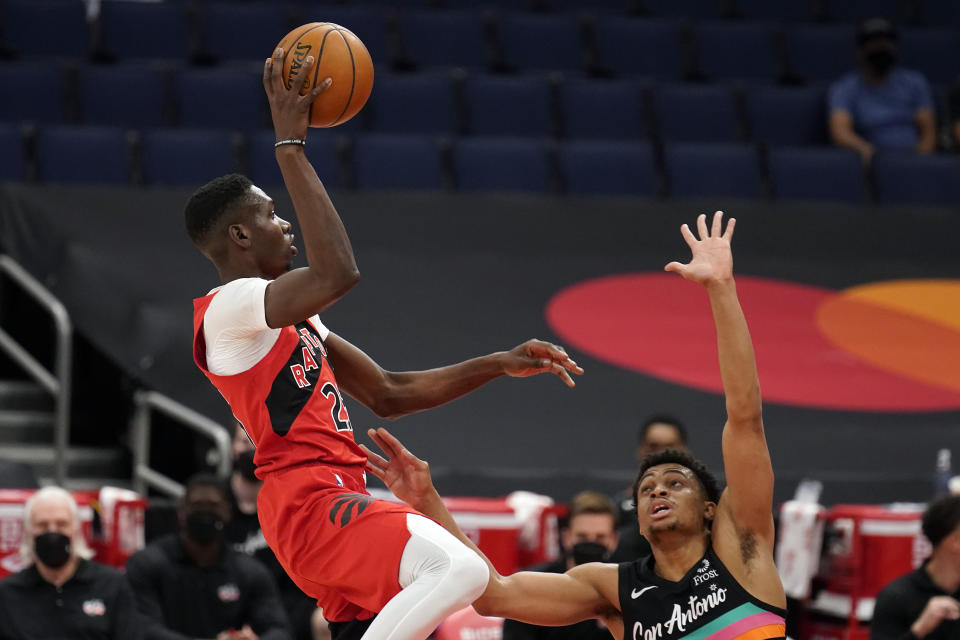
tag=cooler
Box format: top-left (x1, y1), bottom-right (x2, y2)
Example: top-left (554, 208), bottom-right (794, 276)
top-left (445, 497), bottom-right (522, 575)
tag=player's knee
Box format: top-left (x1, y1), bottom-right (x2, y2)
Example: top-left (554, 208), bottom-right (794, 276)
top-left (446, 546), bottom-right (489, 606)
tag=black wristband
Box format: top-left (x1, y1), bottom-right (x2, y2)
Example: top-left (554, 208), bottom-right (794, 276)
top-left (274, 138), bottom-right (306, 148)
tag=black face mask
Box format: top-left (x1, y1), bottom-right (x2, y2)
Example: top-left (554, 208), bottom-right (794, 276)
top-left (866, 49), bottom-right (897, 76)
top-left (185, 510), bottom-right (225, 545)
top-left (233, 450), bottom-right (258, 483)
top-left (571, 541), bottom-right (611, 566)
top-left (34, 532), bottom-right (72, 569)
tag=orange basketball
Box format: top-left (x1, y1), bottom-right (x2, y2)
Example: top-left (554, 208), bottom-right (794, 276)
top-left (275, 23), bottom-right (374, 128)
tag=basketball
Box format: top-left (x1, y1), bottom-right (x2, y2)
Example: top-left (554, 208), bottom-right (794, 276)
top-left (274, 23), bottom-right (374, 128)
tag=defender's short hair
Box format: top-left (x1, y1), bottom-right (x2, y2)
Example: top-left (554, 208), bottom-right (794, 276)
top-left (922, 494), bottom-right (960, 548)
top-left (632, 448), bottom-right (722, 506)
top-left (184, 174), bottom-right (257, 246)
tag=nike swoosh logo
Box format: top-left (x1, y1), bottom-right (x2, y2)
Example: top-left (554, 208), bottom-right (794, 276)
top-left (631, 585), bottom-right (657, 599)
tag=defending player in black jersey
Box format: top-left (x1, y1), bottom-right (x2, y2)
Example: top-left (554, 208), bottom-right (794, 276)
top-left (361, 211), bottom-right (787, 640)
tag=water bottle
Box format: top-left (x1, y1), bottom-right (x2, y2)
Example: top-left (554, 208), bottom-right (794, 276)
top-left (934, 449), bottom-right (952, 497)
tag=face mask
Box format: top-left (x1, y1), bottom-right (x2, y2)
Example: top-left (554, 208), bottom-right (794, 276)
top-left (233, 450), bottom-right (258, 483)
top-left (185, 510), bottom-right (225, 545)
top-left (34, 532), bottom-right (72, 569)
top-left (866, 49), bottom-right (897, 76)
top-left (571, 540), bottom-right (611, 566)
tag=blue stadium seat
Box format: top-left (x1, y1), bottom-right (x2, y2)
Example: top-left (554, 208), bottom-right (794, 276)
top-left (768, 147), bottom-right (864, 202)
top-left (732, 0), bottom-right (816, 22)
top-left (919, 0), bottom-right (960, 26)
top-left (643, 0), bottom-right (723, 20)
top-left (594, 18), bottom-right (683, 81)
top-left (560, 140), bottom-right (657, 196)
top-left (176, 69), bottom-right (265, 130)
top-left (444, 0), bottom-right (531, 10)
top-left (653, 84), bottom-right (741, 143)
top-left (99, 1), bottom-right (191, 61)
top-left (464, 75), bottom-right (554, 137)
top-left (199, 3), bottom-right (292, 64)
top-left (747, 85), bottom-right (827, 145)
top-left (37, 126), bottom-right (131, 185)
top-left (694, 22), bottom-right (779, 82)
top-left (248, 130), bottom-right (342, 189)
top-left (823, 0), bottom-right (913, 24)
top-left (786, 25), bottom-right (855, 84)
top-left (0, 125), bottom-right (25, 181)
top-left (498, 13), bottom-right (585, 72)
top-left (308, 6), bottom-right (392, 67)
top-left (366, 72), bottom-right (457, 134)
top-left (874, 153), bottom-right (960, 205)
top-left (665, 143), bottom-right (761, 198)
top-left (399, 10), bottom-right (488, 70)
top-left (561, 78), bottom-right (645, 140)
top-left (353, 134), bottom-right (445, 190)
top-left (454, 137), bottom-right (551, 192)
top-left (900, 28), bottom-right (960, 84)
top-left (0, 63), bottom-right (65, 124)
top-left (543, 0), bottom-right (628, 13)
top-left (142, 129), bottom-right (237, 186)
top-left (2, 0), bottom-right (87, 59)
top-left (78, 65), bottom-right (167, 128)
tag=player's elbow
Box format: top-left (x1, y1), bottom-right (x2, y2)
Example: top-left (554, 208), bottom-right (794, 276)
top-left (470, 574), bottom-right (509, 618)
top-left (332, 267), bottom-right (361, 297)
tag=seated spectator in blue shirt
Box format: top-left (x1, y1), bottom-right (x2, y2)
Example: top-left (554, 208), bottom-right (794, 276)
top-left (828, 17), bottom-right (936, 162)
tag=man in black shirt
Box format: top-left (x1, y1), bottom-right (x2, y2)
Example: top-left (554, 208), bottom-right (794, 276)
top-left (125, 474), bottom-right (291, 640)
top-left (871, 495), bottom-right (960, 640)
top-left (0, 487), bottom-right (142, 640)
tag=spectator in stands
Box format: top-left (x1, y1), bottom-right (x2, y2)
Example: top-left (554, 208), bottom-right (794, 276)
top-left (502, 491), bottom-right (619, 640)
top-left (828, 17), bottom-right (936, 162)
top-left (226, 421), bottom-right (328, 640)
top-left (125, 474), bottom-right (291, 640)
top-left (0, 487), bottom-right (143, 640)
top-left (871, 494), bottom-right (960, 640)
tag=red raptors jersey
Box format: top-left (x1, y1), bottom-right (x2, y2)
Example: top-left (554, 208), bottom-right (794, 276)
top-left (192, 292), bottom-right (366, 476)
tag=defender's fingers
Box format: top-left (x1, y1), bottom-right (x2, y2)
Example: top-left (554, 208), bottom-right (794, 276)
top-left (711, 210), bottom-right (723, 237)
top-left (696, 213), bottom-right (709, 240)
top-left (723, 217), bottom-right (736, 241)
top-left (664, 261), bottom-right (686, 274)
top-left (680, 223), bottom-right (697, 248)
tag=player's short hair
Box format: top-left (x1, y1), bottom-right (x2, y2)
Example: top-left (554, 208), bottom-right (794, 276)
top-left (182, 473), bottom-right (229, 505)
top-left (922, 494), bottom-right (960, 548)
top-left (568, 491), bottom-right (618, 522)
top-left (184, 174), bottom-right (258, 247)
top-left (638, 414), bottom-right (688, 445)
top-left (632, 448), bottom-right (722, 507)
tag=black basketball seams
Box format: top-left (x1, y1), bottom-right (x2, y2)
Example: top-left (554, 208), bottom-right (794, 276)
top-left (331, 28), bottom-right (358, 127)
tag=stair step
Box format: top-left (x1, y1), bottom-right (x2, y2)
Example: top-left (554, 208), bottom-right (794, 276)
top-left (0, 410), bottom-right (55, 443)
top-left (0, 445), bottom-right (128, 479)
top-left (0, 380), bottom-right (53, 412)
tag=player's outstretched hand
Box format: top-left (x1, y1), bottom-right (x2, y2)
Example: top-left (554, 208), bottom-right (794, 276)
top-left (360, 428), bottom-right (436, 508)
top-left (664, 211), bottom-right (735, 287)
top-left (502, 339), bottom-right (584, 387)
top-left (263, 47), bottom-right (332, 142)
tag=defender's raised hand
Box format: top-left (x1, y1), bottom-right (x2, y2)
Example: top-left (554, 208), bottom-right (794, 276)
top-left (263, 47), bottom-right (332, 141)
top-left (664, 211), bottom-right (736, 287)
top-left (501, 339), bottom-right (584, 387)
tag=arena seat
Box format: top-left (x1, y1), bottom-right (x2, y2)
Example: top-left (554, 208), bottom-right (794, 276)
top-left (141, 129), bottom-right (237, 186)
top-left (874, 153), bottom-right (960, 206)
top-left (823, 0), bottom-right (914, 24)
top-left (2, 0), bottom-right (87, 59)
top-left (307, 6), bottom-right (393, 67)
top-left (900, 28), bottom-right (960, 84)
top-left (665, 143), bottom-right (762, 198)
top-left (175, 68), bottom-right (265, 130)
top-left (98, 1), bottom-right (191, 62)
top-left (786, 25), bottom-right (855, 84)
top-left (365, 72), bottom-right (458, 135)
top-left (768, 147), bottom-right (865, 202)
top-left (643, 0), bottom-right (724, 20)
top-left (919, 0), bottom-right (960, 26)
top-left (0, 63), bottom-right (66, 124)
top-left (653, 84), bottom-right (742, 143)
top-left (353, 133), bottom-right (446, 190)
top-left (37, 126), bottom-right (132, 185)
top-left (498, 12), bottom-right (586, 72)
top-left (78, 65), bottom-right (167, 128)
top-left (746, 85), bottom-right (827, 145)
top-left (560, 140), bottom-right (658, 196)
top-left (464, 74), bottom-right (554, 137)
top-left (560, 78), bottom-right (646, 140)
top-left (731, 0), bottom-right (817, 22)
top-left (693, 22), bottom-right (780, 83)
top-left (0, 125), bottom-right (25, 181)
top-left (198, 3), bottom-right (293, 64)
top-left (593, 17), bottom-right (683, 80)
top-left (399, 9), bottom-right (489, 71)
top-left (248, 130), bottom-right (342, 189)
top-left (542, 0), bottom-right (630, 13)
top-left (454, 137), bottom-right (552, 192)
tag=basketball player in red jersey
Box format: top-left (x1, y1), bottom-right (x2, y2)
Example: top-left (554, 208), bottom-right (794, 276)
top-left (185, 50), bottom-right (582, 640)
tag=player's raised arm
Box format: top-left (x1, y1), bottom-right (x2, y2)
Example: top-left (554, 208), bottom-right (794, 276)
top-left (261, 48), bottom-right (360, 328)
top-left (326, 335), bottom-right (584, 419)
top-left (360, 428), bottom-right (620, 627)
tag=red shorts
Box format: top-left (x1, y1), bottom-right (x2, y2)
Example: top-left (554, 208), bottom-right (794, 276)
top-left (257, 462), bottom-right (419, 622)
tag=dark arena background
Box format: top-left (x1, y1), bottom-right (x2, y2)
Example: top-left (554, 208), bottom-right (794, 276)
top-left (0, 1), bottom-right (958, 639)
